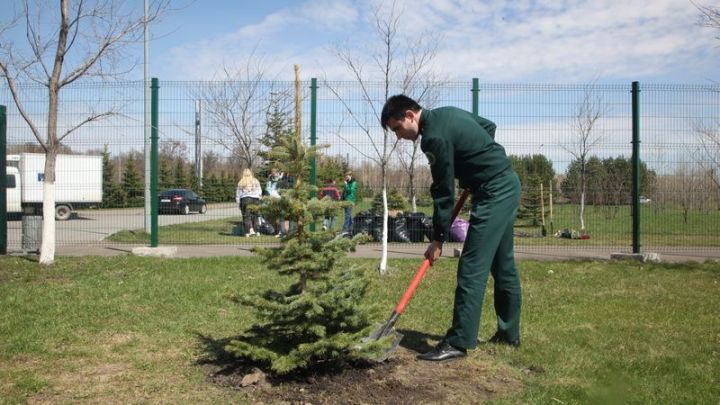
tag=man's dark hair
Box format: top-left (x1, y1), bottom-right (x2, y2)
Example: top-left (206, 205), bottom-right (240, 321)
top-left (381, 94), bottom-right (421, 130)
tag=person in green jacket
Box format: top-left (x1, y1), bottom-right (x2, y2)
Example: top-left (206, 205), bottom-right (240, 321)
top-left (381, 94), bottom-right (522, 362)
top-left (340, 171), bottom-right (358, 234)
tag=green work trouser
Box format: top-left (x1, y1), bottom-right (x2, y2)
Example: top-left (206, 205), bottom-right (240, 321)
top-left (445, 170), bottom-right (522, 350)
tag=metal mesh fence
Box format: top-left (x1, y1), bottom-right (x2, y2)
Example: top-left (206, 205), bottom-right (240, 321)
top-left (2, 80), bottom-right (719, 251)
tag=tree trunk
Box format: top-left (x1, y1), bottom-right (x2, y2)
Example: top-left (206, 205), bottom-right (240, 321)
top-left (378, 175), bottom-right (389, 275)
top-left (39, 150), bottom-right (57, 265)
top-left (38, 0), bottom-right (69, 265)
top-left (579, 163), bottom-right (586, 232)
top-left (579, 190), bottom-right (586, 232)
top-left (41, 84), bottom-right (60, 264)
top-left (409, 169), bottom-right (417, 213)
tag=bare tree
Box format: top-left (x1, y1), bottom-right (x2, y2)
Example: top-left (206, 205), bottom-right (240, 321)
top-left (201, 150), bottom-right (223, 176)
top-left (199, 53), bottom-right (286, 171)
top-left (563, 82), bottom-right (604, 232)
top-left (694, 1), bottom-right (720, 39)
top-left (0, 0), bottom-right (168, 264)
top-left (396, 139), bottom-right (421, 212)
top-left (327, 1), bottom-right (441, 274)
top-left (676, 165), bottom-right (705, 223)
top-left (396, 87), bottom-right (442, 212)
top-left (693, 1), bottom-right (720, 200)
top-left (694, 121), bottom-right (720, 207)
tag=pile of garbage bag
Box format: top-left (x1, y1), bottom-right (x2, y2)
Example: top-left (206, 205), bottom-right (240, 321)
top-left (352, 211), bottom-right (430, 242)
top-left (351, 211), bottom-right (470, 243)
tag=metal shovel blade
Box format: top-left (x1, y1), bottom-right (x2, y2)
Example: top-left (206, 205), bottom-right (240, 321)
top-left (360, 311), bottom-right (404, 362)
top-left (361, 322), bottom-right (403, 362)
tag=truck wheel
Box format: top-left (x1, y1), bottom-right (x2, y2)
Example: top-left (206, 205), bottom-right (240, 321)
top-left (181, 205), bottom-right (190, 215)
top-left (199, 204), bottom-right (207, 214)
top-left (55, 205), bottom-right (72, 221)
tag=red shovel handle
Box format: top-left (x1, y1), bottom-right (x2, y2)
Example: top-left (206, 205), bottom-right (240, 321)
top-left (393, 189), bottom-right (470, 314)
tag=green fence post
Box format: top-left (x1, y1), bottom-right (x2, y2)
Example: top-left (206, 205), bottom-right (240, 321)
top-left (309, 78), bottom-right (318, 232)
top-left (0, 105), bottom-right (7, 255)
top-left (472, 78), bottom-right (479, 116)
top-left (631, 81), bottom-right (641, 254)
top-left (150, 78), bottom-right (159, 247)
top-left (310, 78), bottom-right (318, 188)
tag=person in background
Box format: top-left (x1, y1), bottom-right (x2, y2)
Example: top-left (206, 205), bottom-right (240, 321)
top-left (319, 179), bottom-right (341, 231)
top-left (381, 94), bottom-right (522, 362)
top-left (236, 168), bottom-right (262, 237)
top-left (265, 167), bottom-right (287, 237)
top-left (265, 167), bottom-right (282, 199)
top-left (340, 171), bottom-right (357, 235)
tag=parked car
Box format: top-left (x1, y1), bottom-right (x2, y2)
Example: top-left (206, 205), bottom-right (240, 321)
top-left (159, 189), bottom-right (207, 215)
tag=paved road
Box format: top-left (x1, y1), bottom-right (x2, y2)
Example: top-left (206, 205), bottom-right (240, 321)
top-left (5, 204), bottom-right (720, 263)
top-left (5, 202), bottom-right (239, 249)
top-left (51, 243), bottom-right (720, 263)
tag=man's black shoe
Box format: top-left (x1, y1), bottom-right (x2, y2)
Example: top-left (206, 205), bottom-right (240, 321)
top-left (488, 332), bottom-right (521, 347)
top-left (416, 340), bottom-right (467, 362)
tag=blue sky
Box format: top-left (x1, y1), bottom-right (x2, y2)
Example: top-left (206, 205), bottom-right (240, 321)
top-left (1, 0), bottom-right (717, 83)
top-left (1, 0), bottom-right (718, 177)
top-left (143, 0), bottom-right (720, 83)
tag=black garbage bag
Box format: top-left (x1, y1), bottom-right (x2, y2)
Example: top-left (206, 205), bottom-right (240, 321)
top-left (371, 214), bottom-right (383, 242)
top-left (421, 215), bottom-right (433, 242)
top-left (256, 216), bottom-right (276, 235)
top-left (391, 215), bottom-right (412, 243)
top-left (406, 212), bottom-right (426, 243)
top-left (352, 211), bottom-right (374, 236)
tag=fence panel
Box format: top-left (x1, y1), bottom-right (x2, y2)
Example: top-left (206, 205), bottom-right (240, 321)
top-left (1, 80), bottom-right (719, 251)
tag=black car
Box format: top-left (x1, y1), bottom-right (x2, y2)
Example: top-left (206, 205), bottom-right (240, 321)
top-left (159, 189), bottom-right (208, 215)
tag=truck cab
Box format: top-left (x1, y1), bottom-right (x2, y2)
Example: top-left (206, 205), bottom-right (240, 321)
top-left (6, 166), bottom-right (21, 215)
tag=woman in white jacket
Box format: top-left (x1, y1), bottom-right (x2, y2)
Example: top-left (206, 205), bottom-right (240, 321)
top-left (236, 169), bottom-right (262, 237)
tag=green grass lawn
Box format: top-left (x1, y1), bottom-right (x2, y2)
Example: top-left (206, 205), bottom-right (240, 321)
top-left (538, 204), bottom-right (720, 246)
top-left (106, 201), bottom-right (720, 247)
top-left (1, 255), bottom-right (717, 403)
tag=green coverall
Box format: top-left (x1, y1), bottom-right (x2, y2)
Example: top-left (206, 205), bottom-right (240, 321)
top-left (420, 106), bottom-right (522, 350)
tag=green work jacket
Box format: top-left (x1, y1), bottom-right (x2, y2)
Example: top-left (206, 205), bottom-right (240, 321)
top-left (342, 179), bottom-right (357, 203)
top-left (420, 106), bottom-right (512, 242)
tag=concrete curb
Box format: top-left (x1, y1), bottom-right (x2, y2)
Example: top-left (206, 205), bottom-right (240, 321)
top-left (610, 252), bottom-right (661, 263)
top-left (131, 246), bottom-right (178, 258)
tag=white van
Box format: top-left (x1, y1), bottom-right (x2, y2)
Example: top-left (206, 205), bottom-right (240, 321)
top-left (5, 153), bottom-right (103, 220)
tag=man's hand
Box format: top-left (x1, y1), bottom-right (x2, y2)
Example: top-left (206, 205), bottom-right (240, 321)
top-left (424, 240), bottom-right (443, 264)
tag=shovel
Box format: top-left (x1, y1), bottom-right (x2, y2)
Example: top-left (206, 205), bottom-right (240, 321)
top-left (364, 189), bottom-right (471, 361)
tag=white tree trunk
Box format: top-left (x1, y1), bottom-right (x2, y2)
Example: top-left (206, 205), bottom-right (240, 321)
top-left (378, 187), bottom-right (389, 275)
top-left (579, 190), bottom-right (586, 232)
top-left (412, 195), bottom-right (417, 213)
top-left (39, 182), bottom-right (56, 265)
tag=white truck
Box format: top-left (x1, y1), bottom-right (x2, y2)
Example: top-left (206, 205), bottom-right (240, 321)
top-left (6, 153), bottom-right (103, 220)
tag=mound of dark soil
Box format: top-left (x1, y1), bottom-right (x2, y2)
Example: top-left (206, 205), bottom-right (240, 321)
top-left (206, 346), bottom-right (521, 404)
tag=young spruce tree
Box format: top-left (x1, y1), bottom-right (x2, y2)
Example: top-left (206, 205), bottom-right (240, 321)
top-left (226, 132), bottom-right (391, 375)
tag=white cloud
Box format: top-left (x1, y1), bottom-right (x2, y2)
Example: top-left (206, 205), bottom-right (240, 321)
top-left (233, 0), bottom-right (359, 39)
top-left (157, 0), bottom-right (361, 80)
top-left (421, 0), bottom-right (717, 81)
top-left (154, 0), bottom-right (719, 82)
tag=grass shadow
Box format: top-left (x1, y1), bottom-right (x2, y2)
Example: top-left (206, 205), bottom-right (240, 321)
top-left (194, 333), bottom-right (257, 377)
top-left (194, 332), bottom-right (371, 384)
top-left (396, 329), bottom-right (443, 354)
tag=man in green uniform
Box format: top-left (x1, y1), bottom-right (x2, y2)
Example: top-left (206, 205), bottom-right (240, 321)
top-left (381, 94), bottom-right (522, 362)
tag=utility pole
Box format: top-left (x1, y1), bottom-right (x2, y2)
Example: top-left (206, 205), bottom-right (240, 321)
top-left (195, 100), bottom-right (203, 188)
top-left (143, 0), bottom-right (151, 233)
